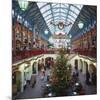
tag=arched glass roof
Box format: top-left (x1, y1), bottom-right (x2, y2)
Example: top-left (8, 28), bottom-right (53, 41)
top-left (37, 3), bottom-right (83, 34)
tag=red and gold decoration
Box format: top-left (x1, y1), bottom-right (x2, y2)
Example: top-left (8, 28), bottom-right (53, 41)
top-left (50, 21), bottom-right (72, 30)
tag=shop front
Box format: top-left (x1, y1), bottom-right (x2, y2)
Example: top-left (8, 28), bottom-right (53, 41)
top-left (12, 66), bottom-right (21, 96)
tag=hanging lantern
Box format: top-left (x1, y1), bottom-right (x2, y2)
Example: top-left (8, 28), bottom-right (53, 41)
top-left (18, 0), bottom-right (29, 11)
top-left (45, 29), bottom-right (48, 35)
top-left (78, 21), bottom-right (84, 29)
top-left (69, 34), bottom-right (72, 38)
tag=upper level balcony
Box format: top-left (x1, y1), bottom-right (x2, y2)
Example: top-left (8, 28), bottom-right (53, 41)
top-left (73, 48), bottom-right (96, 59)
top-left (12, 49), bottom-right (55, 63)
top-left (12, 48), bottom-right (96, 64)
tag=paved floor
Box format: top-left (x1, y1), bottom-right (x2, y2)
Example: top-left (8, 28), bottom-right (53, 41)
top-left (15, 69), bottom-right (96, 99)
top-left (16, 70), bottom-right (49, 99)
top-left (78, 71), bottom-right (96, 95)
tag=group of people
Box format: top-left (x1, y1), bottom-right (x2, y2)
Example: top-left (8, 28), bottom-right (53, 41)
top-left (72, 66), bottom-right (79, 83)
top-left (86, 71), bottom-right (96, 85)
top-left (72, 66), bottom-right (96, 86)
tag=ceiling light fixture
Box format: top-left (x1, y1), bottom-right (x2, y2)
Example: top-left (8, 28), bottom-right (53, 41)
top-left (44, 29), bottom-right (48, 35)
top-left (69, 34), bottom-right (72, 38)
top-left (18, 0), bottom-right (29, 11)
top-left (78, 21), bottom-right (84, 29)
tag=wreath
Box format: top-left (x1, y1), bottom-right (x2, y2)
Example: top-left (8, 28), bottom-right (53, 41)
top-left (58, 22), bottom-right (64, 30)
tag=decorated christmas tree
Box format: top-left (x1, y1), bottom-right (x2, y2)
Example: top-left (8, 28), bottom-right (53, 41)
top-left (51, 48), bottom-right (72, 96)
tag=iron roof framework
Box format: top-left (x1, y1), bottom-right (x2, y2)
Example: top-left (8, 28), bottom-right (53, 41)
top-left (12, 0), bottom-right (96, 41)
top-left (37, 2), bottom-right (83, 34)
top-left (12, 0), bottom-right (51, 41)
top-left (68, 5), bottom-right (97, 38)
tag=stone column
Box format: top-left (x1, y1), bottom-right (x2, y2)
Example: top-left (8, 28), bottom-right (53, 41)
top-left (82, 62), bottom-right (86, 75)
top-left (36, 62), bottom-right (38, 75)
top-left (21, 70), bottom-right (24, 92)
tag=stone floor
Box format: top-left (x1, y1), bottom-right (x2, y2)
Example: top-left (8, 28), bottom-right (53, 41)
top-left (16, 72), bottom-right (48, 99)
top-left (78, 71), bottom-right (96, 95)
top-left (15, 69), bottom-right (96, 99)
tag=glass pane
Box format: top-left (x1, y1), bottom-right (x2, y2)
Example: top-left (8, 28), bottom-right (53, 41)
top-left (61, 13), bottom-right (66, 17)
top-left (52, 4), bottom-right (60, 8)
top-left (37, 3), bottom-right (47, 8)
top-left (61, 9), bottom-right (68, 13)
top-left (52, 4), bottom-right (57, 7)
top-left (63, 4), bottom-right (69, 8)
top-left (61, 4), bottom-right (68, 8)
top-left (60, 16), bottom-right (66, 19)
top-left (41, 5), bottom-right (50, 13)
top-left (53, 13), bottom-right (60, 16)
top-left (54, 16), bottom-right (60, 19)
top-left (46, 19), bottom-right (53, 24)
top-left (70, 6), bottom-right (80, 14)
top-left (53, 9), bottom-right (60, 12)
top-left (69, 11), bottom-right (77, 18)
top-left (68, 15), bottom-right (75, 21)
top-left (67, 18), bottom-right (73, 22)
top-left (74, 4), bottom-right (83, 10)
top-left (45, 15), bottom-right (52, 20)
top-left (43, 10), bottom-right (51, 17)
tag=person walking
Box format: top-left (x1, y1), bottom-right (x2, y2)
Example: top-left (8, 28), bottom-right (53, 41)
top-left (24, 80), bottom-right (27, 90)
top-left (30, 74), bottom-right (36, 88)
top-left (86, 71), bottom-right (90, 85)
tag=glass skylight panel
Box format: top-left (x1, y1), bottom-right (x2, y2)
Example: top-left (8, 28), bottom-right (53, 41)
top-left (47, 22), bottom-right (51, 26)
top-left (67, 18), bottom-right (73, 23)
top-left (48, 24), bottom-right (54, 30)
top-left (62, 4), bottom-right (69, 8)
top-left (37, 2), bottom-right (47, 9)
top-left (47, 19), bottom-right (53, 24)
top-left (61, 9), bottom-right (68, 13)
top-left (45, 19), bottom-right (53, 25)
top-left (52, 4), bottom-right (57, 7)
top-left (45, 15), bottom-right (52, 21)
top-left (53, 9), bottom-right (60, 12)
top-left (43, 10), bottom-right (51, 17)
top-left (61, 4), bottom-right (68, 8)
top-left (52, 4), bottom-right (60, 8)
top-left (49, 25), bottom-right (55, 32)
top-left (60, 16), bottom-right (66, 20)
top-left (54, 16), bottom-right (60, 20)
top-left (41, 5), bottom-right (50, 13)
top-left (61, 13), bottom-right (66, 17)
top-left (68, 15), bottom-right (75, 22)
top-left (53, 13), bottom-right (60, 16)
top-left (37, 3), bottom-right (83, 34)
top-left (55, 17), bottom-right (65, 20)
top-left (69, 11), bottom-right (77, 18)
top-left (73, 4), bottom-right (83, 10)
top-left (70, 6), bottom-right (80, 14)
top-left (64, 24), bottom-right (73, 33)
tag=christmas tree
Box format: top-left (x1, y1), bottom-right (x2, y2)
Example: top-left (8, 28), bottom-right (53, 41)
top-left (51, 48), bottom-right (72, 96)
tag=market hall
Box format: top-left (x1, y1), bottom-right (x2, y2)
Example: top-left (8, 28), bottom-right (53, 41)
top-left (12, 0), bottom-right (96, 99)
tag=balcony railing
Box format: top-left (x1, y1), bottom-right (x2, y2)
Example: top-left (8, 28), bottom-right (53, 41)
top-left (12, 48), bottom-right (96, 64)
top-left (12, 49), bottom-right (55, 63)
top-left (73, 48), bottom-right (96, 58)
